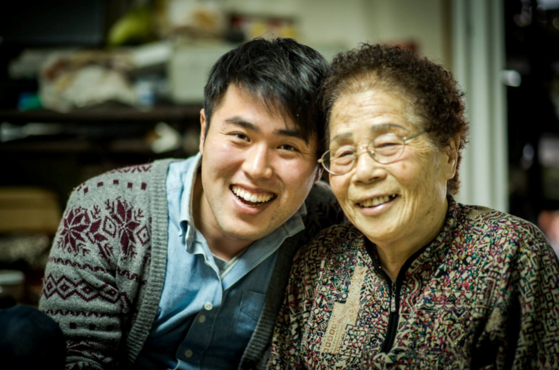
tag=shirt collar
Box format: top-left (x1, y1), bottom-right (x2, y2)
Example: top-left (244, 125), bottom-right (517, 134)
top-left (180, 152), bottom-right (202, 226)
top-left (179, 153), bottom-right (202, 252)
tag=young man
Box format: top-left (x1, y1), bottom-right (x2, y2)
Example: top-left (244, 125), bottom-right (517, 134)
top-left (39, 38), bottom-right (344, 369)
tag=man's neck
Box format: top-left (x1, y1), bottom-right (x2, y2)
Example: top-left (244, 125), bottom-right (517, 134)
top-left (192, 174), bottom-right (252, 261)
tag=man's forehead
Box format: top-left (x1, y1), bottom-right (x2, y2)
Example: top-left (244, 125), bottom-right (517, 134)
top-left (218, 83), bottom-right (319, 148)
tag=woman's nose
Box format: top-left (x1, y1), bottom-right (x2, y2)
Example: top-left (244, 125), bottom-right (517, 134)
top-left (353, 148), bottom-right (385, 183)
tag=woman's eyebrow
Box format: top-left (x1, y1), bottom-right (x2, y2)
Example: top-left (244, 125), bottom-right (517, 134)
top-left (329, 123), bottom-right (411, 145)
top-left (330, 132), bottom-right (353, 143)
top-left (370, 123), bottom-right (408, 133)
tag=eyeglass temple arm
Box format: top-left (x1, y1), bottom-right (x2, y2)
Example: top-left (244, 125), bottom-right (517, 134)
top-left (404, 131), bottom-right (426, 141)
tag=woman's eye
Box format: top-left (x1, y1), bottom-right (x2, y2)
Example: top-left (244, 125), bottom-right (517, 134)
top-left (334, 148), bottom-right (355, 158)
top-left (375, 141), bottom-right (399, 148)
top-left (374, 134), bottom-right (401, 148)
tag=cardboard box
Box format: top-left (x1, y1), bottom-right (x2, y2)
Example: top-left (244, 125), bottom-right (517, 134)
top-left (168, 43), bottom-right (235, 104)
top-left (0, 187), bottom-right (62, 234)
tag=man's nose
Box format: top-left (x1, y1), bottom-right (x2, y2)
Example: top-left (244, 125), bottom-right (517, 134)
top-left (242, 145), bottom-right (274, 179)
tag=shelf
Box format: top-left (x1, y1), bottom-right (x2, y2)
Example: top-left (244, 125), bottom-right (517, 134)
top-left (0, 102), bottom-right (202, 124)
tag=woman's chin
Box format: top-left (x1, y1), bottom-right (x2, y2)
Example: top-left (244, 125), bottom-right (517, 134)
top-left (353, 214), bottom-right (402, 246)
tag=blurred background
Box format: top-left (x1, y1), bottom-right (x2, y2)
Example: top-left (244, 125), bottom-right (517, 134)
top-left (0, 0), bottom-right (558, 306)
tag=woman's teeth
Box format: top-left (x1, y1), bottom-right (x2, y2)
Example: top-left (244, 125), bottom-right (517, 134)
top-left (232, 186), bottom-right (274, 204)
top-left (359, 194), bottom-right (396, 207)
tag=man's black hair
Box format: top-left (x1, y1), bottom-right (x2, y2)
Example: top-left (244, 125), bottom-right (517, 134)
top-left (203, 37), bottom-right (330, 154)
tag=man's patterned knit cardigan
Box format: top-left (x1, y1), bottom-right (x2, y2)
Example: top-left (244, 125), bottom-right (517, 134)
top-left (39, 158), bottom-right (345, 370)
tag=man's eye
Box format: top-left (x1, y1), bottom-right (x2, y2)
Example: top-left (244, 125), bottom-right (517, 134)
top-left (279, 144), bottom-right (298, 152)
top-left (232, 133), bottom-right (249, 141)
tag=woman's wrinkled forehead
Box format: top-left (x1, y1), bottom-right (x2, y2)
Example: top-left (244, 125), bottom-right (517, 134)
top-left (331, 90), bottom-right (409, 126)
top-left (328, 88), bottom-right (423, 139)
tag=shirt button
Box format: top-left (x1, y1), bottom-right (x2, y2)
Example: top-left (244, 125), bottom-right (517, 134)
top-left (184, 349), bottom-right (193, 358)
top-left (199, 315), bottom-right (206, 323)
top-left (204, 302), bottom-right (213, 310)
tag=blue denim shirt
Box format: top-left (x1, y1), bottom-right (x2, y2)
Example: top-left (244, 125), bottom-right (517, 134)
top-left (136, 154), bottom-right (306, 370)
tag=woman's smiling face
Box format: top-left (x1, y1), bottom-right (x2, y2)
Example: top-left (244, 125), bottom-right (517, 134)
top-left (328, 89), bottom-right (457, 251)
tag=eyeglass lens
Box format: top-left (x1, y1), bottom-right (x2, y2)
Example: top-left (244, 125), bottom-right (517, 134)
top-left (324, 133), bottom-right (406, 174)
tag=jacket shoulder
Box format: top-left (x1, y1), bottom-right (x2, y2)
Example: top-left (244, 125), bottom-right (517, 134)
top-left (457, 203), bottom-right (552, 258)
top-left (295, 222), bottom-right (361, 266)
top-left (66, 159), bottom-right (176, 203)
top-left (303, 181), bottom-right (346, 237)
top-left (460, 204), bottom-right (544, 240)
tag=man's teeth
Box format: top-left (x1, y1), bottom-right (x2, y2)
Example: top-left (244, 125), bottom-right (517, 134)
top-left (359, 195), bottom-right (396, 207)
top-left (232, 186), bottom-right (274, 203)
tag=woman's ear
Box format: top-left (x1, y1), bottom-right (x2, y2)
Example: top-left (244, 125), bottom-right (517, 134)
top-left (199, 109), bottom-right (207, 154)
top-left (443, 135), bottom-right (460, 180)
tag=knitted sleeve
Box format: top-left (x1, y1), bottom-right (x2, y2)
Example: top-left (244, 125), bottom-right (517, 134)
top-left (39, 165), bottom-right (154, 370)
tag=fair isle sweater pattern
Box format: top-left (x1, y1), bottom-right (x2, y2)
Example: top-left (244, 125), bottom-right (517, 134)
top-left (268, 198), bottom-right (559, 369)
top-left (39, 159), bottom-right (345, 370)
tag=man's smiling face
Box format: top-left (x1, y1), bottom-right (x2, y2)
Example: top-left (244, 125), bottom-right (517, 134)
top-left (196, 84), bottom-right (320, 249)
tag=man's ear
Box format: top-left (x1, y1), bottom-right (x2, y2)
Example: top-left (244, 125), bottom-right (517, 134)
top-left (314, 166), bottom-right (323, 184)
top-left (199, 109), bottom-right (207, 154)
top-left (443, 135), bottom-right (460, 180)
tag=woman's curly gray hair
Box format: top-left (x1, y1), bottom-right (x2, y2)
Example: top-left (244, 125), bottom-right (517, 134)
top-left (322, 43), bottom-right (469, 195)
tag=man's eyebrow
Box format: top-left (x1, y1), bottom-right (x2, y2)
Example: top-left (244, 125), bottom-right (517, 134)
top-left (225, 117), bottom-right (306, 141)
top-left (225, 117), bottom-right (260, 133)
top-left (274, 128), bottom-right (305, 141)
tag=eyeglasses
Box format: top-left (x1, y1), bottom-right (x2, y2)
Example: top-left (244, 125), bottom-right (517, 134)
top-left (318, 130), bottom-right (426, 175)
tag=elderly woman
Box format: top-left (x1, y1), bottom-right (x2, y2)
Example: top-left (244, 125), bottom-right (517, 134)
top-left (267, 44), bottom-right (559, 369)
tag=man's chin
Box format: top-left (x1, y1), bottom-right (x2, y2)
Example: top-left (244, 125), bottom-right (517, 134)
top-left (223, 227), bottom-right (271, 243)
top-left (219, 218), bottom-right (281, 243)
